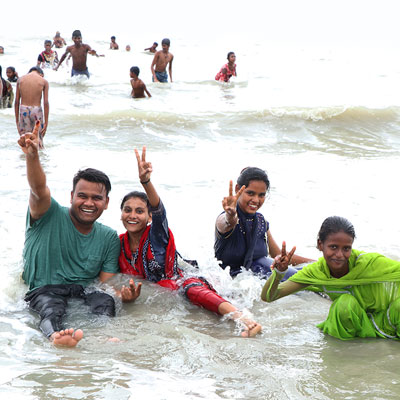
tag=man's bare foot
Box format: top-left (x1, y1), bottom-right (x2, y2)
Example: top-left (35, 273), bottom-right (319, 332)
top-left (50, 328), bottom-right (83, 347)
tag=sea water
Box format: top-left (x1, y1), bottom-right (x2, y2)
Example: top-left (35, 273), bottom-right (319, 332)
top-left (1, 1), bottom-right (400, 399)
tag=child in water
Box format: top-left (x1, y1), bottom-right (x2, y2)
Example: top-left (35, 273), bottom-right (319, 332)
top-left (261, 216), bottom-right (400, 340)
top-left (130, 66), bottom-right (151, 98)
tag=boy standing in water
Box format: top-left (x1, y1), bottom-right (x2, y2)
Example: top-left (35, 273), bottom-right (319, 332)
top-left (15, 66), bottom-right (49, 148)
top-left (37, 40), bottom-right (59, 69)
top-left (150, 38), bottom-right (173, 83)
top-left (130, 66), bottom-right (151, 98)
top-left (18, 122), bottom-right (141, 348)
top-left (110, 36), bottom-right (119, 50)
top-left (55, 30), bottom-right (101, 78)
top-left (53, 31), bottom-right (67, 48)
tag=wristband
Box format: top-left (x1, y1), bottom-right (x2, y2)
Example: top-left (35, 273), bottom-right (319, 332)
top-left (140, 178), bottom-right (150, 185)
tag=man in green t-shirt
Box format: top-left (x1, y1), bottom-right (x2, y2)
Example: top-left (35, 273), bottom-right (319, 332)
top-left (18, 122), bottom-right (141, 348)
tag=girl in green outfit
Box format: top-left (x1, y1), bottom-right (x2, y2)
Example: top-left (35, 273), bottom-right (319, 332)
top-left (261, 216), bottom-right (400, 340)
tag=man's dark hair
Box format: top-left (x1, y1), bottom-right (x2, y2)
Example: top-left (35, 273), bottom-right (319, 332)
top-left (111, 36), bottom-right (116, 40)
top-left (44, 40), bottom-right (52, 46)
top-left (29, 66), bottom-right (44, 75)
top-left (72, 30), bottom-right (82, 38)
top-left (73, 168), bottom-right (112, 196)
top-left (130, 66), bottom-right (140, 76)
top-left (161, 38), bottom-right (170, 46)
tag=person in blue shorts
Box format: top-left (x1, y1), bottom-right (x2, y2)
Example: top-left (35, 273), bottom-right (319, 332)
top-left (151, 38), bottom-right (173, 83)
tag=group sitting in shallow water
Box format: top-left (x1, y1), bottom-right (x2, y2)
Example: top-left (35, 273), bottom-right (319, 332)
top-left (17, 123), bottom-right (400, 346)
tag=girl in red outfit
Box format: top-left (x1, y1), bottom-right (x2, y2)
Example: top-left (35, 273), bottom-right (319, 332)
top-left (118, 147), bottom-right (261, 337)
top-left (215, 52), bottom-right (237, 82)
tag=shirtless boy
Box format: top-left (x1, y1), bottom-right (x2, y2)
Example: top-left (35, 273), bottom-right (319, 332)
top-left (37, 40), bottom-right (59, 69)
top-left (150, 39), bottom-right (173, 83)
top-left (130, 66), bottom-right (151, 98)
top-left (55, 30), bottom-right (101, 78)
top-left (144, 42), bottom-right (158, 53)
top-left (53, 31), bottom-right (67, 48)
top-left (15, 66), bottom-right (49, 148)
top-left (110, 36), bottom-right (119, 50)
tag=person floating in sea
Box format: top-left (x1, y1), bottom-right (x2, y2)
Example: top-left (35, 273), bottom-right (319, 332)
top-left (144, 42), bottom-right (158, 53)
top-left (150, 38), bottom-right (173, 83)
top-left (130, 66), bottom-right (151, 98)
top-left (215, 168), bottom-right (313, 279)
top-left (55, 30), bottom-right (103, 78)
top-left (52, 31), bottom-right (67, 48)
top-left (261, 216), bottom-right (400, 340)
top-left (6, 66), bottom-right (19, 82)
top-left (215, 52), bottom-right (237, 83)
top-left (37, 40), bottom-right (59, 69)
top-left (118, 147), bottom-right (262, 337)
top-left (14, 66), bottom-right (49, 148)
top-left (110, 36), bottom-right (119, 50)
top-left (0, 65), bottom-right (14, 108)
top-left (18, 122), bottom-right (141, 347)
top-left (125, 45), bottom-right (131, 52)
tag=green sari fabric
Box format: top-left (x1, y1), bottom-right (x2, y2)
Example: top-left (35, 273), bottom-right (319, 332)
top-left (289, 250), bottom-right (400, 339)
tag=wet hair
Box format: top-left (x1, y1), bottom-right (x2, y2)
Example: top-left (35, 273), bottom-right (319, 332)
top-left (317, 216), bottom-right (356, 244)
top-left (227, 51), bottom-right (235, 60)
top-left (153, 42), bottom-right (158, 46)
top-left (130, 66), bottom-right (140, 76)
top-left (72, 30), bottom-right (82, 38)
top-left (72, 168), bottom-right (112, 196)
top-left (29, 66), bottom-right (44, 75)
top-left (161, 38), bottom-right (170, 46)
top-left (7, 66), bottom-right (15, 73)
top-left (120, 191), bottom-right (150, 210)
top-left (111, 36), bottom-right (116, 40)
top-left (44, 40), bottom-right (52, 46)
top-left (237, 167), bottom-right (270, 191)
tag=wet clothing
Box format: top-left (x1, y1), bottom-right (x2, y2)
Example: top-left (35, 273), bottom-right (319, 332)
top-left (215, 63), bottom-right (236, 82)
top-left (71, 68), bottom-right (90, 78)
top-left (119, 200), bottom-right (227, 314)
top-left (23, 198), bottom-right (120, 293)
top-left (18, 105), bottom-right (44, 138)
top-left (25, 284), bottom-right (115, 337)
top-left (38, 50), bottom-right (58, 67)
top-left (153, 70), bottom-right (168, 82)
top-left (215, 207), bottom-right (298, 279)
top-left (23, 198), bottom-right (120, 337)
top-left (0, 79), bottom-right (13, 108)
top-left (269, 250), bottom-right (400, 340)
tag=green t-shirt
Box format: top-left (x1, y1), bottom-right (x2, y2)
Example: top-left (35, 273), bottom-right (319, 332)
top-left (22, 197), bottom-right (120, 292)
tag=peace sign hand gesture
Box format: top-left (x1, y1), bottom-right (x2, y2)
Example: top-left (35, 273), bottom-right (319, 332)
top-left (222, 180), bottom-right (245, 217)
top-left (135, 146), bottom-right (152, 183)
top-left (272, 241), bottom-right (296, 273)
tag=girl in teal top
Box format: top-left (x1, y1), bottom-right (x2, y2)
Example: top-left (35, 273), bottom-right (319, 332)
top-left (261, 216), bottom-right (400, 340)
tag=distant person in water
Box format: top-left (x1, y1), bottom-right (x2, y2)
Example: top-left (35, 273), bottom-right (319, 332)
top-left (130, 66), bottom-right (151, 98)
top-left (0, 65), bottom-right (14, 108)
top-left (144, 42), bottom-right (158, 53)
top-left (150, 39), bottom-right (173, 83)
top-left (6, 66), bottom-right (19, 82)
top-left (126, 45), bottom-right (131, 52)
top-left (37, 40), bottom-right (59, 69)
top-left (52, 31), bottom-right (67, 48)
top-left (55, 30), bottom-right (102, 78)
top-left (215, 52), bottom-right (237, 83)
top-left (110, 36), bottom-right (119, 50)
top-left (15, 66), bottom-right (49, 147)
top-left (0, 46), bottom-right (4, 54)
top-left (215, 167), bottom-right (313, 279)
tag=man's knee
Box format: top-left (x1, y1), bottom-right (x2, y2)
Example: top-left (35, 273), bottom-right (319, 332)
top-left (85, 291), bottom-right (116, 317)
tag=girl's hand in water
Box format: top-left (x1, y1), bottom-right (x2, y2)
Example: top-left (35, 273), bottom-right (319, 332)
top-left (272, 241), bottom-right (296, 273)
top-left (222, 180), bottom-right (245, 217)
top-left (135, 146), bottom-right (152, 184)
